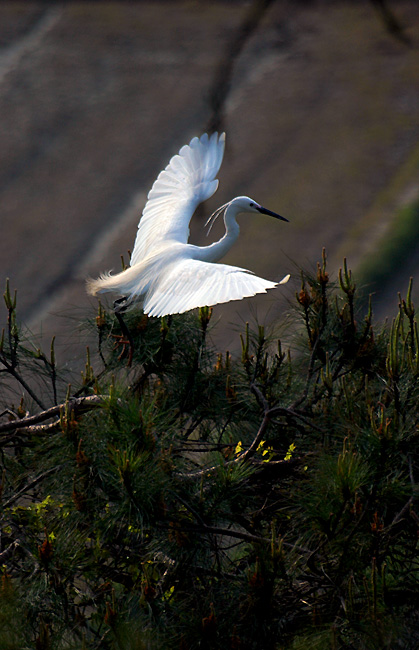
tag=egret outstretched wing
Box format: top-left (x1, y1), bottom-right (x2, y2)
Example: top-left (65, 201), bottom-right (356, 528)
top-left (87, 132), bottom-right (290, 317)
top-left (143, 257), bottom-right (290, 318)
top-left (130, 132), bottom-right (225, 267)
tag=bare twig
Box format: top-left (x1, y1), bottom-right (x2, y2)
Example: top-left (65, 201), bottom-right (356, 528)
top-left (1, 364), bottom-right (46, 410)
top-left (251, 383), bottom-right (269, 411)
top-left (3, 465), bottom-right (63, 508)
top-left (172, 522), bottom-right (268, 546)
top-left (0, 539), bottom-right (20, 563)
top-left (176, 522), bottom-right (312, 555)
top-left (268, 405), bottom-right (324, 432)
top-left (236, 412), bottom-right (271, 463)
top-left (292, 335), bottom-right (321, 410)
top-left (0, 409), bottom-right (19, 419)
top-left (390, 497), bottom-right (415, 528)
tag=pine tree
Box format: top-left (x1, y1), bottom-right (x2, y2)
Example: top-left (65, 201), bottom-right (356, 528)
top-left (0, 251), bottom-right (418, 649)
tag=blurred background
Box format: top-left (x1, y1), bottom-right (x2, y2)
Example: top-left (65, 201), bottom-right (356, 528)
top-left (0, 0), bottom-right (418, 364)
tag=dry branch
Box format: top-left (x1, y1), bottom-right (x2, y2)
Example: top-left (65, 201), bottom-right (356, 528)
top-left (0, 394), bottom-right (108, 436)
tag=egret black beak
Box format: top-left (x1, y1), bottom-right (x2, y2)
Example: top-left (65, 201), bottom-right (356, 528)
top-left (257, 206), bottom-right (289, 222)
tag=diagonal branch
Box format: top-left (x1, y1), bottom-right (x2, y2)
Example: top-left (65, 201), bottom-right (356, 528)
top-left (0, 394), bottom-right (107, 435)
top-left (174, 522), bottom-right (312, 555)
top-left (3, 465), bottom-right (63, 509)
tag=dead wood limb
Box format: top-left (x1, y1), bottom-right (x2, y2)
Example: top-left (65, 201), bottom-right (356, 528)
top-left (0, 394), bottom-right (107, 436)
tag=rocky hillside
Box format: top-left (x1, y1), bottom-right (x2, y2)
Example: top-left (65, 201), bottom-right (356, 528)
top-left (0, 1), bottom-right (418, 361)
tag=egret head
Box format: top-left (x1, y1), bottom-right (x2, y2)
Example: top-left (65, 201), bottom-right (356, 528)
top-left (205, 195), bottom-right (288, 235)
top-left (232, 196), bottom-right (289, 221)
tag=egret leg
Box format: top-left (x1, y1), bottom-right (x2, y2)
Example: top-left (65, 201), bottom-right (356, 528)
top-left (112, 298), bottom-right (134, 366)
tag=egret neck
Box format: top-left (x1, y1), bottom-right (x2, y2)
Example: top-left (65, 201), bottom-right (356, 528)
top-left (194, 201), bottom-right (241, 263)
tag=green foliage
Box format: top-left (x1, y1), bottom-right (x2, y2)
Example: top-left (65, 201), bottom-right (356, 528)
top-left (0, 252), bottom-right (418, 649)
top-left (357, 199), bottom-right (419, 300)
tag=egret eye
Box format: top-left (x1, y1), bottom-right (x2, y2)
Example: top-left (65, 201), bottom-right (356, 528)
top-left (249, 202), bottom-right (255, 207)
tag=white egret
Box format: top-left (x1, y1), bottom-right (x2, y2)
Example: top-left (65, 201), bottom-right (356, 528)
top-left (87, 132), bottom-right (290, 318)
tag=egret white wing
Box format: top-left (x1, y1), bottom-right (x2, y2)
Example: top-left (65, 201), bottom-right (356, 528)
top-left (143, 258), bottom-right (289, 318)
top-left (130, 132), bottom-right (225, 267)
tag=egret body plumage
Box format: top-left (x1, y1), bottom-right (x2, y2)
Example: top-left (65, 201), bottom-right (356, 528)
top-left (87, 133), bottom-right (289, 317)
